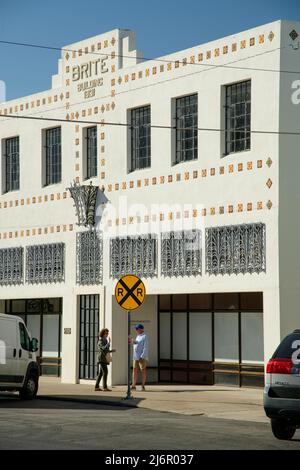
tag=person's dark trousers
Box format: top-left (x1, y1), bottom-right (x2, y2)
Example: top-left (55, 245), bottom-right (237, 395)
top-left (95, 363), bottom-right (108, 389)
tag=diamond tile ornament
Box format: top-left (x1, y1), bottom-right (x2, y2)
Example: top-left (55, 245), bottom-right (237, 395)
top-left (266, 178), bottom-right (273, 189)
top-left (268, 31), bottom-right (275, 42)
top-left (65, 52), bottom-right (70, 61)
top-left (289, 30), bottom-right (299, 41)
top-left (267, 200), bottom-right (273, 210)
top-left (266, 157), bottom-right (273, 167)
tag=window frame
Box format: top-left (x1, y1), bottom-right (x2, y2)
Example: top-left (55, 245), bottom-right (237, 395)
top-left (174, 93), bottom-right (198, 165)
top-left (129, 104), bottom-right (151, 172)
top-left (4, 136), bottom-right (20, 193)
top-left (44, 126), bottom-right (62, 186)
top-left (224, 80), bottom-right (251, 156)
top-left (86, 126), bottom-right (97, 179)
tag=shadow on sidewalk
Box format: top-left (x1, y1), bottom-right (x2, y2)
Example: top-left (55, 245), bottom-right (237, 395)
top-left (0, 393), bottom-right (142, 410)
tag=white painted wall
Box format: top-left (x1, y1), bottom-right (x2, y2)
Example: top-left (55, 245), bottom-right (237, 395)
top-left (0, 20), bottom-right (297, 383)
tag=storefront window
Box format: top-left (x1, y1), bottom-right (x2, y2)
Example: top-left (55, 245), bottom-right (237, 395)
top-left (214, 312), bottom-right (239, 362)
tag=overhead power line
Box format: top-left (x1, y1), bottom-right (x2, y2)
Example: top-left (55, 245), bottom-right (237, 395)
top-left (1, 112), bottom-right (300, 136)
top-left (0, 38), bottom-right (299, 74)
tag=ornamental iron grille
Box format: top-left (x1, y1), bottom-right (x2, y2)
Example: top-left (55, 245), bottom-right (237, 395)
top-left (77, 230), bottom-right (103, 285)
top-left (68, 180), bottom-right (99, 227)
top-left (205, 223), bottom-right (266, 275)
top-left (110, 234), bottom-right (157, 278)
top-left (161, 230), bottom-right (202, 277)
top-left (225, 80), bottom-right (251, 155)
top-left (0, 247), bottom-right (23, 285)
top-left (26, 243), bottom-right (65, 284)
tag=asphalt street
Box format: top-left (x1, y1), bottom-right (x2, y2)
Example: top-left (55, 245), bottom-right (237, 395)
top-left (0, 395), bottom-right (300, 450)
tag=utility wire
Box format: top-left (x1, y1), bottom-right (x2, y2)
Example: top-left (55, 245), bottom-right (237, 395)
top-left (0, 46), bottom-right (292, 125)
top-left (1, 112), bottom-right (300, 136)
top-left (0, 38), bottom-right (299, 74)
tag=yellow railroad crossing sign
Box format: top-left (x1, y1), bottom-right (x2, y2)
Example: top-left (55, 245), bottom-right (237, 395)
top-left (115, 274), bottom-right (146, 311)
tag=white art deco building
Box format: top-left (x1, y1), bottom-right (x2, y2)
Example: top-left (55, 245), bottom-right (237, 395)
top-left (0, 19), bottom-right (300, 387)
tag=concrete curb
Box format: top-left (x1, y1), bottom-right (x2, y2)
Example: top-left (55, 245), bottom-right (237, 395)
top-left (37, 395), bottom-right (139, 408)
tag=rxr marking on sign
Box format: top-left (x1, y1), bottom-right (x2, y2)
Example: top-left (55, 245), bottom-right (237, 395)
top-left (115, 275), bottom-right (146, 311)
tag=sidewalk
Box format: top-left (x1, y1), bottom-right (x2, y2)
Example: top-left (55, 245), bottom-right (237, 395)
top-left (38, 377), bottom-right (267, 423)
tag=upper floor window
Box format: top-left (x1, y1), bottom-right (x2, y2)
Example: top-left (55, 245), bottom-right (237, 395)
top-left (5, 136), bottom-right (19, 192)
top-left (175, 94), bottom-right (198, 164)
top-left (130, 105), bottom-right (151, 171)
top-left (225, 80), bottom-right (251, 155)
top-left (45, 127), bottom-right (61, 185)
top-left (86, 126), bottom-right (97, 179)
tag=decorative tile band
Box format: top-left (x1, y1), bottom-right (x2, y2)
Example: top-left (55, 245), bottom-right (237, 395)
top-left (0, 224), bottom-right (74, 240)
top-left (106, 159), bottom-right (269, 193)
top-left (106, 200), bottom-right (272, 227)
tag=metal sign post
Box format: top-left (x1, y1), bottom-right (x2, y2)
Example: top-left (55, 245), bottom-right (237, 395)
top-left (126, 310), bottom-right (131, 400)
top-left (115, 274), bottom-right (146, 400)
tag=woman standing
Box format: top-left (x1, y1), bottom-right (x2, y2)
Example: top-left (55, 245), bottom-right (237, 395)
top-left (95, 328), bottom-right (115, 392)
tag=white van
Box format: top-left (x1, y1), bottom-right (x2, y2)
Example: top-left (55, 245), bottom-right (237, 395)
top-left (0, 313), bottom-right (39, 399)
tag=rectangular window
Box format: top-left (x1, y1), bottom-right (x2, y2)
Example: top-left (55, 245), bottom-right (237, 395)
top-left (5, 136), bottom-right (20, 192)
top-left (26, 243), bottom-right (65, 284)
top-left (0, 247), bottom-right (23, 285)
top-left (110, 234), bottom-right (157, 278)
top-left (205, 223), bottom-right (266, 275)
top-left (225, 80), bottom-right (251, 155)
top-left (86, 126), bottom-right (97, 178)
top-left (130, 105), bottom-right (151, 171)
top-left (161, 229), bottom-right (202, 277)
top-left (175, 94), bottom-right (198, 164)
top-left (45, 127), bottom-right (61, 185)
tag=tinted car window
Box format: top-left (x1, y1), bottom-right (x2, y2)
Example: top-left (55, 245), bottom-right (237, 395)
top-left (19, 323), bottom-right (31, 351)
top-left (272, 333), bottom-right (300, 359)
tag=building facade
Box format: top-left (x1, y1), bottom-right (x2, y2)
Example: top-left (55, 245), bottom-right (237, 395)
top-left (1, 20), bottom-right (300, 387)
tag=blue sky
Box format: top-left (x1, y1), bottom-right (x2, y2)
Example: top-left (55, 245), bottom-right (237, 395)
top-left (0, 0), bottom-right (299, 101)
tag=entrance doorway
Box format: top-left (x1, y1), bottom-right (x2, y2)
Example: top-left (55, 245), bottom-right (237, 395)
top-left (158, 292), bottom-right (264, 387)
top-left (79, 294), bottom-right (100, 380)
top-left (5, 298), bottom-right (62, 376)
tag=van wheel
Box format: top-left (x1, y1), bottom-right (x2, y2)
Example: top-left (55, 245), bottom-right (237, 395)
top-left (19, 374), bottom-right (38, 400)
top-left (271, 419), bottom-right (296, 440)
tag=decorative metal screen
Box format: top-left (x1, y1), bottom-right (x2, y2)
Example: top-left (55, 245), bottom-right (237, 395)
top-left (110, 234), bottom-right (157, 278)
top-left (0, 247), bottom-right (23, 285)
top-left (5, 136), bottom-right (20, 193)
top-left (206, 223), bottom-right (266, 275)
top-left (175, 94), bottom-right (198, 164)
top-left (46, 127), bottom-right (61, 185)
top-left (130, 105), bottom-right (151, 171)
top-left (161, 230), bottom-right (202, 277)
top-left (26, 243), bottom-right (65, 284)
top-left (77, 230), bottom-right (103, 285)
top-left (225, 80), bottom-right (251, 155)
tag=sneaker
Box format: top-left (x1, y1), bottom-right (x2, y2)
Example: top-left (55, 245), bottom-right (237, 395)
top-left (141, 386), bottom-right (146, 391)
top-left (94, 387), bottom-right (102, 391)
top-left (103, 388), bottom-right (112, 392)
